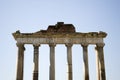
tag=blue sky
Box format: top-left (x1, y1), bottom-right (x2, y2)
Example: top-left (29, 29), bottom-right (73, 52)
top-left (0, 0), bottom-right (120, 80)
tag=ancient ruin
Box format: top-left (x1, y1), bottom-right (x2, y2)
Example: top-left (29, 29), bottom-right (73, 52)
top-left (13, 22), bottom-right (107, 80)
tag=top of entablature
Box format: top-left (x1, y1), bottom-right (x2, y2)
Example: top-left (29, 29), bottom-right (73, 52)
top-left (12, 22), bottom-right (107, 40)
top-left (35, 22), bottom-right (75, 33)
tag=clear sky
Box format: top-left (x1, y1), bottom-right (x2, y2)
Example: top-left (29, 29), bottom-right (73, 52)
top-left (0, 0), bottom-right (120, 80)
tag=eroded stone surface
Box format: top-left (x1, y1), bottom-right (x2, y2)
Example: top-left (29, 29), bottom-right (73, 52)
top-left (13, 22), bottom-right (107, 80)
top-left (12, 22), bottom-right (107, 43)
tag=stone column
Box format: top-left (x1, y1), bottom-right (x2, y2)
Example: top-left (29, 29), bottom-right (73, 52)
top-left (33, 44), bottom-right (40, 80)
top-left (95, 47), bottom-right (100, 80)
top-left (49, 44), bottom-right (56, 80)
top-left (16, 43), bottom-right (25, 80)
top-left (81, 43), bottom-right (89, 80)
top-left (66, 44), bottom-right (73, 80)
top-left (96, 43), bottom-right (106, 80)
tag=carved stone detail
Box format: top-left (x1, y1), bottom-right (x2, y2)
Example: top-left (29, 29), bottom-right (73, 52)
top-left (16, 38), bottom-right (103, 44)
top-left (13, 22), bottom-right (107, 80)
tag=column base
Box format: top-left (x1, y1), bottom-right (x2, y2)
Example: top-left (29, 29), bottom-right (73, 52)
top-left (33, 71), bottom-right (38, 80)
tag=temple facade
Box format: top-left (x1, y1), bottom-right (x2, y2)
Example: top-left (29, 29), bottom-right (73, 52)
top-left (13, 22), bottom-right (107, 80)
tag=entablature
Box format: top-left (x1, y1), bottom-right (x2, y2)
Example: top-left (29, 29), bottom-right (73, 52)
top-left (12, 22), bottom-right (107, 44)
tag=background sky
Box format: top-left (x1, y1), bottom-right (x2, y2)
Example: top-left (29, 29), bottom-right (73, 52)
top-left (0, 0), bottom-right (120, 80)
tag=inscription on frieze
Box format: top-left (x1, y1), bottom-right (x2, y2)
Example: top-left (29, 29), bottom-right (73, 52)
top-left (17, 38), bottom-right (103, 44)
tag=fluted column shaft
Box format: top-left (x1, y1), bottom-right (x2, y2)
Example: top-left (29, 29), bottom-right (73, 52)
top-left (33, 44), bottom-right (40, 80)
top-left (66, 44), bottom-right (73, 80)
top-left (96, 43), bottom-right (106, 80)
top-left (49, 44), bottom-right (56, 80)
top-left (81, 43), bottom-right (89, 80)
top-left (16, 43), bottom-right (25, 80)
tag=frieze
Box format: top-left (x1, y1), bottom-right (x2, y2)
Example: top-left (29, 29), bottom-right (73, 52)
top-left (16, 37), bottom-right (103, 44)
